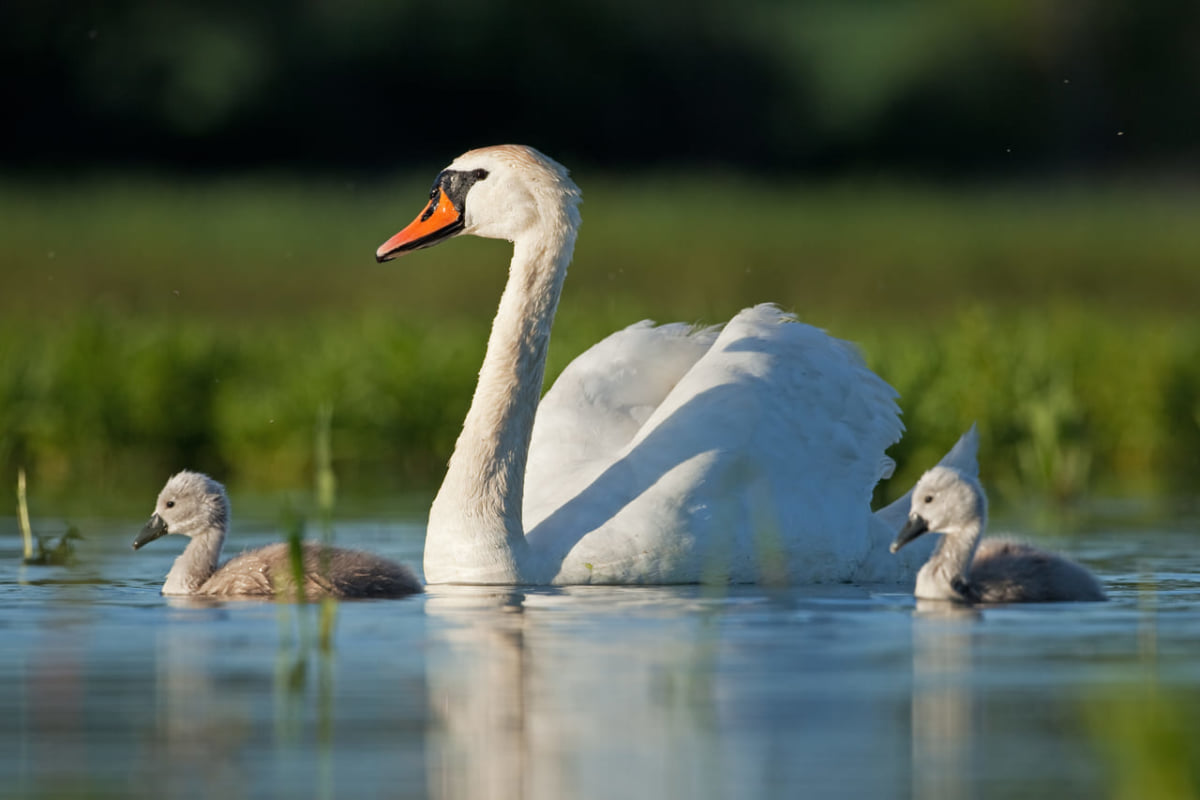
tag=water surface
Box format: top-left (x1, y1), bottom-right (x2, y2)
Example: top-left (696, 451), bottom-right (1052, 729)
top-left (2, 511), bottom-right (1198, 800)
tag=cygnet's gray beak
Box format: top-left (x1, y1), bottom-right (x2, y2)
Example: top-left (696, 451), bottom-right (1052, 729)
top-left (890, 514), bottom-right (930, 553)
top-left (132, 513), bottom-right (170, 550)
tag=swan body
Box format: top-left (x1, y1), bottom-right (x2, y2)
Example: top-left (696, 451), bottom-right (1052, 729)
top-left (890, 466), bottom-right (1107, 603)
top-left (133, 471), bottom-right (422, 598)
top-left (376, 144), bottom-right (973, 585)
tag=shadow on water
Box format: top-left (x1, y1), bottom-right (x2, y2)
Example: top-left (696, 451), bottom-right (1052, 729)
top-left (1, 514), bottom-right (1200, 799)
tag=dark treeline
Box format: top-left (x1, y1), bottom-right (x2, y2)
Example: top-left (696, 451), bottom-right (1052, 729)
top-left (5, 0), bottom-right (1199, 176)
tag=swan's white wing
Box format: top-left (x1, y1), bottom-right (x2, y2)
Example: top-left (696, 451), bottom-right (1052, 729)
top-left (524, 319), bottom-right (719, 528)
top-left (527, 304), bottom-right (906, 583)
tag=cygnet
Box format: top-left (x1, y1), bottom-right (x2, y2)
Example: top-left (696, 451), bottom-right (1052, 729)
top-left (133, 471), bottom-right (421, 599)
top-left (890, 466), bottom-right (1106, 603)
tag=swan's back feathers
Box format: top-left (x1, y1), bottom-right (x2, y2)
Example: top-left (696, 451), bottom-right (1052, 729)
top-left (632, 304), bottom-right (902, 480)
top-left (686, 304), bottom-right (903, 580)
top-left (203, 542), bottom-right (422, 598)
top-left (526, 304), bottom-right (908, 583)
top-left (524, 318), bottom-right (720, 527)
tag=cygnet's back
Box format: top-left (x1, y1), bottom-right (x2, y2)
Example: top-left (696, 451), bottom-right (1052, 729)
top-left (134, 470), bottom-right (422, 599)
top-left (205, 541), bottom-right (422, 598)
top-left (890, 466), bottom-right (1105, 603)
top-left (966, 538), bottom-right (1105, 603)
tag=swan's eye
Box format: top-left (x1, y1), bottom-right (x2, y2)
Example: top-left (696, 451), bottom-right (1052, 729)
top-left (922, 495), bottom-right (933, 504)
top-left (438, 168), bottom-right (491, 213)
top-left (166, 500), bottom-right (175, 508)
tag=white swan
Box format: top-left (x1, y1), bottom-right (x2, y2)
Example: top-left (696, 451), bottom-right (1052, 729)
top-left (376, 144), bottom-right (974, 585)
top-left (133, 471), bottom-right (422, 598)
top-left (890, 466), bottom-right (1107, 602)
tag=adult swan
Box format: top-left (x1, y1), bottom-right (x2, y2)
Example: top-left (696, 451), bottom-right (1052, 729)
top-left (376, 144), bottom-right (975, 585)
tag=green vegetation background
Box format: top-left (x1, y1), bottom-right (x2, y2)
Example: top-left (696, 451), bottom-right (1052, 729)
top-left (2, 174), bottom-right (1197, 513)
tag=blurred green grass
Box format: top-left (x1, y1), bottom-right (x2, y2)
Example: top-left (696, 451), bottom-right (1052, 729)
top-left (5, 172), bottom-right (1199, 324)
top-left (1, 173), bottom-right (1198, 512)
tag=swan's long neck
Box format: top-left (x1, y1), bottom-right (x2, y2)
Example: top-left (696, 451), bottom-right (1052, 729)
top-left (162, 522), bottom-right (226, 595)
top-left (914, 517), bottom-right (984, 600)
top-left (425, 205), bottom-right (578, 583)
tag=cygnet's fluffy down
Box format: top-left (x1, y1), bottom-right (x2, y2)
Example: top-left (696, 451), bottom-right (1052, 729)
top-left (890, 466), bottom-right (1106, 603)
top-left (133, 471), bottom-right (422, 599)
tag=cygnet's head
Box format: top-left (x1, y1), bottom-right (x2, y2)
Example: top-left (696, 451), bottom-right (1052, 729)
top-left (132, 471), bottom-right (229, 550)
top-left (890, 466), bottom-right (987, 553)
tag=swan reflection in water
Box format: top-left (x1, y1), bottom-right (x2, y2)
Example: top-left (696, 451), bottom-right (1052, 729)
top-left (909, 601), bottom-right (980, 800)
top-left (423, 586), bottom-right (727, 800)
top-left (421, 584), bottom-right (926, 800)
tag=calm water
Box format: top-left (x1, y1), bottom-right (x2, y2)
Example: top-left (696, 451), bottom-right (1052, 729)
top-left (2, 508), bottom-right (1199, 800)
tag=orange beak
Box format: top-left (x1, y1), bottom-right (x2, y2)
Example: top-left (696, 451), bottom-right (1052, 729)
top-left (375, 187), bottom-right (465, 262)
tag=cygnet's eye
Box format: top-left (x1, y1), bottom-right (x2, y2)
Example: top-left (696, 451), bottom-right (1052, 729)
top-left (922, 495), bottom-right (933, 504)
top-left (166, 500), bottom-right (175, 508)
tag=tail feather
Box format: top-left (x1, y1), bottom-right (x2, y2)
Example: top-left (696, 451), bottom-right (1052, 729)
top-left (874, 423), bottom-right (979, 534)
